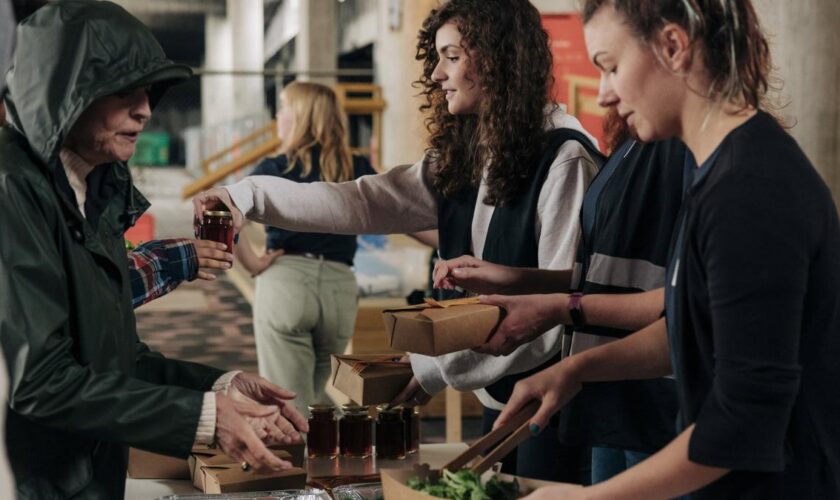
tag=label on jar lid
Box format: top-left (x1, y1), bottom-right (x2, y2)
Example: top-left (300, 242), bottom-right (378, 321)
top-left (203, 210), bottom-right (232, 217)
top-left (309, 404), bottom-right (337, 414)
top-left (341, 404), bottom-right (370, 415)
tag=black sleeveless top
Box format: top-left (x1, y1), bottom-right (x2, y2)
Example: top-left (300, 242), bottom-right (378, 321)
top-left (436, 128), bottom-right (603, 403)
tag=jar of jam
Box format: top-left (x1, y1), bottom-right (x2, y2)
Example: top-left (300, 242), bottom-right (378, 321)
top-left (339, 405), bottom-right (373, 458)
top-left (375, 405), bottom-right (406, 460)
top-left (198, 209), bottom-right (234, 250)
top-left (401, 406), bottom-right (420, 454)
top-left (307, 404), bottom-right (338, 459)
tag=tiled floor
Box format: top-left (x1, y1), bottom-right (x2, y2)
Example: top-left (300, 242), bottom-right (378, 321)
top-left (136, 276), bottom-right (259, 372)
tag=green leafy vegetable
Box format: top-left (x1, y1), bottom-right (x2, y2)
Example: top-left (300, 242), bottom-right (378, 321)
top-left (407, 469), bottom-right (519, 500)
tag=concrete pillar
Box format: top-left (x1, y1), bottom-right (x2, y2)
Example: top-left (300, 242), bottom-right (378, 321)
top-left (374, 0), bottom-right (437, 168)
top-left (297, 0), bottom-right (338, 85)
top-left (202, 14), bottom-right (234, 128)
top-left (230, 0), bottom-right (266, 121)
top-left (754, 0), bottom-right (840, 207)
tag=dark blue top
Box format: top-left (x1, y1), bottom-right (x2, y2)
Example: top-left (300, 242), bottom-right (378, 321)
top-left (664, 111), bottom-right (840, 498)
top-left (558, 138), bottom-right (686, 453)
top-left (250, 148), bottom-right (376, 266)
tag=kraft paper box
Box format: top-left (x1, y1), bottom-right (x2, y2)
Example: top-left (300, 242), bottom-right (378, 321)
top-left (127, 448), bottom-right (190, 479)
top-left (189, 447), bottom-right (304, 493)
top-left (330, 354), bottom-right (413, 406)
top-left (189, 443), bottom-right (304, 469)
top-left (382, 302), bottom-right (501, 356)
top-left (381, 467), bottom-right (568, 499)
top-left (269, 442), bottom-right (305, 467)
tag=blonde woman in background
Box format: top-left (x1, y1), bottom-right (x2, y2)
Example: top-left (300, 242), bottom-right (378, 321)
top-left (236, 82), bottom-right (376, 414)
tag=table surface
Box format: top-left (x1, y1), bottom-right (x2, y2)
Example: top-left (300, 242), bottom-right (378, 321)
top-left (125, 442), bottom-right (469, 499)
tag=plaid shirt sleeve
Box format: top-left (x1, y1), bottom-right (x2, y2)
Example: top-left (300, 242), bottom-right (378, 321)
top-left (129, 238), bottom-right (199, 309)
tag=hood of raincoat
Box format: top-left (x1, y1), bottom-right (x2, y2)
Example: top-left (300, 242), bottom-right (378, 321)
top-left (0, 0), bottom-right (14, 97)
top-left (3, 0), bottom-right (191, 167)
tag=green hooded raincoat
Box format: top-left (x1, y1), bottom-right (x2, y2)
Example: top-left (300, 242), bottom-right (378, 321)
top-left (0, 2), bottom-right (226, 498)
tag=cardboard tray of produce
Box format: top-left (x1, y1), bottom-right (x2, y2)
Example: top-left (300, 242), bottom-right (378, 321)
top-left (380, 401), bottom-right (571, 499)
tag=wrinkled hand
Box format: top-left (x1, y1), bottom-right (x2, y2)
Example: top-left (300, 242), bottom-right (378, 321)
top-left (492, 359), bottom-right (581, 435)
top-left (251, 249), bottom-right (284, 277)
top-left (214, 393), bottom-right (293, 473)
top-left (193, 239), bottom-right (234, 280)
top-left (473, 294), bottom-right (564, 356)
top-left (432, 255), bottom-right (519, 294)
top-left (228, 373), bottom-right (309, 436)
top-left (241, 403), bottom-right (303, 446)
top-left (193, 187), bottom-right (245, 232)
top-left (522, 484), bottom-right (586, 499)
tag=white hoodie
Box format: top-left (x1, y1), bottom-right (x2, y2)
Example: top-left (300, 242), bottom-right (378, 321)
top-left (225, 105), bottom-right (600, 410)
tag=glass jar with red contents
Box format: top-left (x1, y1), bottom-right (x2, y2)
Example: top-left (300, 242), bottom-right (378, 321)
top-left (307, 404), bottom-right (338, 459)
top-left (376, 405), bottom-right (406, 460)
top-left (198, 209), bottom-right (234, 250)
top-left (401, 406), bottom-right (420, 454)
top-left (339, 405), bottom-right (373, 458)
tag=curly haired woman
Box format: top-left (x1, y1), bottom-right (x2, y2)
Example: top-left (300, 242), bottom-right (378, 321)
top-left (196, 0), bottom-right (602, 481)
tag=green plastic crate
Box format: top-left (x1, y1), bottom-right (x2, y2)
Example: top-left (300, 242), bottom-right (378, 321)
top-left (129, 131), bottom-right (170, 166)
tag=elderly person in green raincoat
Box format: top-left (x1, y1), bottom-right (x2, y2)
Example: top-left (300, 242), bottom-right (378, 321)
top-left (0, 2), bottom-right (308, 498)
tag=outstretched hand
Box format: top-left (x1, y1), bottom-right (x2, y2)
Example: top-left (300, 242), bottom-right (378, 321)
top-left (432, 255), bottom-right (519, 295)
top-left (492, 359), bottom-right (581, 436)
top-left (193, 239), bottom-right (234, 280)
top-left (473, 293), bottom-right (564, 356)
top-left (229, 372), bottom-right (309, 435)
top-left (214, 393), bottom-right (293, 473)
top-left (193, 188), bottom-right (245, 232)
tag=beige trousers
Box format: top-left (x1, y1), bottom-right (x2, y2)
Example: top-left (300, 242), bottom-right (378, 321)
top-left (253, 255), bottom-right (358, 415)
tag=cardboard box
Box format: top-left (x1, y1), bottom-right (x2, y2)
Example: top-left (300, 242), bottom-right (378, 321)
top-left (382, 302), bottom-right (501, 356)
top-left (269, 442), bottom-right (305, 467)
top-left (190, 443), bottom-right (304, 468)
top-left (188, 447), bottom-right (305, 493)
top-left (127, 448), bottom-right (190, 479)
top-left (330, 354), bottom-right (413, 406)
top-left (380, 467), bottom-right (567, 499)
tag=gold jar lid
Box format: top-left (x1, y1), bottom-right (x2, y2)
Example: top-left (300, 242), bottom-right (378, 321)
top-left (203, 210), bottom-right (232, 217)
top-left (341, 404), bottom-right (370, 415)
top-left (308, 404), bottom-right (336, 414)
top-left (376, 404), bottom-right (402, 414)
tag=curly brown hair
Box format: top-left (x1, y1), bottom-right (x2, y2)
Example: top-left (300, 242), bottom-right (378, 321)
top-left (415, 0), bottom-right (554, 206)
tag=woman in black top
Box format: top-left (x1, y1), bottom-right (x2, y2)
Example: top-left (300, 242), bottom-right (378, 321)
top-left (496, 1), bottom-right (840, 498)
top-left (236, 81), bottom-right (375, 415)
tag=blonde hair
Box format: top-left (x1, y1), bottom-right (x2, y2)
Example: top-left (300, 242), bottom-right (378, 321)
top-left (279, 81), bottom-right (353, 182)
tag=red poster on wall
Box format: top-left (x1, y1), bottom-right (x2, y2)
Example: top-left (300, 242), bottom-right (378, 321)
top-left (542, 14), bottom-right (605, 151)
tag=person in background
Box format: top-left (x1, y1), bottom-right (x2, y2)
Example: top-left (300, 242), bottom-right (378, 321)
top-left (0, 2), bottom-right (307, 498)
top-left (497, 0), bottom-right (840, 497)
top-left (234, 81), bottom-right (376, 414)
top-left (197, 0), bottom-right (602, 482)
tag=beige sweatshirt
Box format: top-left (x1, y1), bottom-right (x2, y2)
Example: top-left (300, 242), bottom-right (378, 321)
top-left (225, 108), bottom-right (600, 410)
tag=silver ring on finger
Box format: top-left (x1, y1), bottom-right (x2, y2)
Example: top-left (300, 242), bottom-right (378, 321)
top-left (241, 461), bottom-right (250, 471)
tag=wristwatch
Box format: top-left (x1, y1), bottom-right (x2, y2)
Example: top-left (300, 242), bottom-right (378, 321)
top-left (568, 292), bottom-right (586, 329)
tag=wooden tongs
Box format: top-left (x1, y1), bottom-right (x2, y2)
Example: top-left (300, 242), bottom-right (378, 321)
top-left (442, 400), bottom-right (540, 476)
